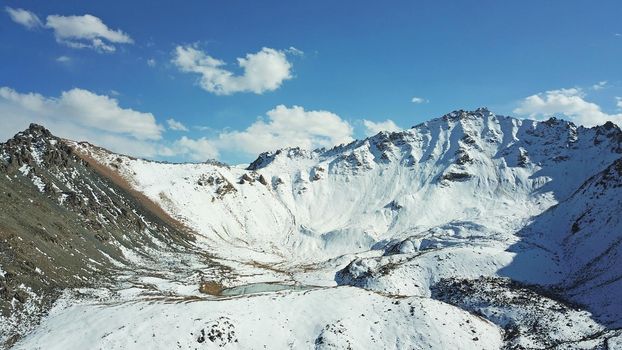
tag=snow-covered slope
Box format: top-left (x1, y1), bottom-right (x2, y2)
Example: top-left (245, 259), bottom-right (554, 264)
top-left (505, 156), bottom-right (622, 327)
top-left (5, 108), bottom-right (622, 349)
top-left (76, 108), bottom-right (622, 265)
top-left (14, 287), bottom-right (504, 350)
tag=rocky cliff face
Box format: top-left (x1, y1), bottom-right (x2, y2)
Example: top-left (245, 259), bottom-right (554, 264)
top-left (0, 124), bottom-right (200, 347)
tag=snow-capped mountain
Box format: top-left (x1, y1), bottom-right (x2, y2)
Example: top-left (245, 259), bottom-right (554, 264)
top-left (2, 108), bottom-right (622, 349)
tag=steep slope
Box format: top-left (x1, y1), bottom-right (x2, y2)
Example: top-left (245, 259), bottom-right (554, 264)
top-left (0, 125), bottom-right (217, 347)
top-left (503, 156), bottom-right (622, 327)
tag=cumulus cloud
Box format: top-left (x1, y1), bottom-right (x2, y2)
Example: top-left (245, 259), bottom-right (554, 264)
top-left (411, 96), bottom-right (428, 104)
top-left (215, 105), bottom-right (353, 155)
top-left (147, 58), bottom-right (156, 67)
top-left (173, 136), bottom-right (219, 161)
top-left (362, 119), bottom-right (401, 136)
top-left (5, 7), bottom-right (42, 29)
top-left (591, 81), bottom-right (608, 90)
top-left (0, 87), bottom-right (166, 157)
top-left (166, 118), bottom-right (189, 131)
top-left (514, 87), bottom-right (622, 127)
top-left (172, 46), bottom-right (293, 95)
top-left (6, 8), bottom-right (132, 53)
top-left (45, 14), bottom-right (133, 52)
top-left (616, 97), bottom-right (622, 110)
top-left (170, 105), bottom-right (354, 161)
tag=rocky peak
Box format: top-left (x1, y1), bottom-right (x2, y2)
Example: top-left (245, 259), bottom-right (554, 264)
top-left (592, 121), bottom-right (622, 151)
top-left (247, 151), bottom-right (279, 170)
top-left (248, 147), bottom-right (318, 170)
top-left (4, 123), bottom-right (53, 146)
top-left (1, 123), bottom-right (72, 169)
top-left (439, 107), bottom-right (493, 123)
top-left (602, 121), bottom-right (619, 131)
top-left (25, 123), bottom-right (53, 138)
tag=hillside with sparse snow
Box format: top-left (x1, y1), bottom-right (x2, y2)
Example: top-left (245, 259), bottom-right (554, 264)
top-left (2, 108), bottom-right (622, 349)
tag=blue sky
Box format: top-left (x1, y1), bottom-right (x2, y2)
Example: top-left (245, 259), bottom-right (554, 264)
top-left (1, 1), bottom-right (621, 164)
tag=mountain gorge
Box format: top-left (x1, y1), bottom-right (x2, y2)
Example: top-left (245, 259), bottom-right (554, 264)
top-left (1, 108), bottom-right (622, 349)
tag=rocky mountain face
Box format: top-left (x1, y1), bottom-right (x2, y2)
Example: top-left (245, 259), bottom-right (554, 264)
top-left (2, 109), bottom-right (622, 349)
top-left (0, 124), bottom-right (205, 347)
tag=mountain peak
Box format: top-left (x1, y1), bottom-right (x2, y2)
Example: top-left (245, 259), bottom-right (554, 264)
top-left (1, 123), bottom-right (71, 170)
top-left (26, 123), bottom-right (52, 136)
top-left (438, 107), bottom-right (495, 122)
top-left (3, 123), bottom-right (55, 146)
top-left (247, 147), bottom-right (318, 170)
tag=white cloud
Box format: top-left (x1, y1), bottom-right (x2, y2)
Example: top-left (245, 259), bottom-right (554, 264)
top-left (173, 136), bottom-right (219, 161)
top-left (45, 14), bottom-right (133, 52)
top-left (147, 58), bottom-right (156, 67)
top-left (411, 96), bottom-right (428, 104)
top-left (214, 105), bottom-right (353, 155)
top-left (8, 8), bottom-right (133, 52)
top-left (172, 105), bottom-right (354, 161)
top-left (616, 97), bottom-right (622, 110)
top-left (5, 7), bottom-right (42, 29)
top-left (167, 118), bottom-right (189, 132)
top-left (591, 81), bottom-right (608, 90)
top-left (514, 87), bottom-right (622, 127)
top-left (285, 46), bottom-right (304, 56)
top-left (172, 46), bottom-right (293, 95)
top-left (193, 125), bottom-right (213, 132)
top-left (56, 55), bottom-right (71, 63)
top-left (362, 119), bottom-right (401, 136)
top-left (0, 87), bottom-right (165, 157)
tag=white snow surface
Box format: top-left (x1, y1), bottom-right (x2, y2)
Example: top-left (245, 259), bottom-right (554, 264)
top-left (15, 287), bottom-right (502, 350)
